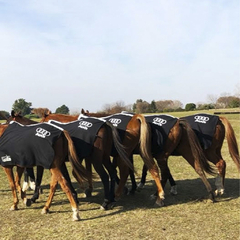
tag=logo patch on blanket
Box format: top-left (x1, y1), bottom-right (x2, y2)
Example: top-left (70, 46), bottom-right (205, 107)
top-left (0, 121), bottom-right (63, 168)
top-left (145, 115), bottom-right (178, 155)
top-left (182, 113), bottom-right (219, 149)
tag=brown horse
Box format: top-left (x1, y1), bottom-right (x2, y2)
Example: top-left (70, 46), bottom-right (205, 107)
top-left (81, 110), bottom-right (217, 202)
top-left (42, 111), bottom-right (166, 207)
top-left (8, 111), bottom-right (134, 209)
top-left (0, 121), bottom-right (90, 221)
top-left (138, 114), bottom-right (240, 197)
top-left (41, 112), bottom-right (138, 209)
top-left (6, 111), bottom-right (80, 204)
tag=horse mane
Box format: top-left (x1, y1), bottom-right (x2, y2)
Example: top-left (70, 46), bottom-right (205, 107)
top-left (31, 108), bottom-right (51, 117)
top-left (81, 108), bottom-right (109, 117)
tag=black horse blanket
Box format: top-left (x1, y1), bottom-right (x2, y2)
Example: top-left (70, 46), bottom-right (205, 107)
top-left (144, 114), bottom-right (178, 155)
top-left (101, 112), bottom-right (178, 156)
top-left (0, 121), bottom-right (63, 168)
top-left (182, 113), bottom-right (219, 149)
top-left (49, 115), bottom-right (106, 159)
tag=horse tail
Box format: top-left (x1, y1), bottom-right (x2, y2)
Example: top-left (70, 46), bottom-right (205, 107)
top-left (105, 122), bottom-right (134, 171)
top-left (62, 130), bottom-right (91, 185)
top-left (219, 116), bottom-right (240, 172)
top-left (136, 114), bottom-right (154, 170)
top-left (179, 119), bottom-right (216, 176)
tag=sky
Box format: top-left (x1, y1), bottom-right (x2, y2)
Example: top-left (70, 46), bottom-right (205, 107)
top-left (0, 0), bottom-right (239, 113)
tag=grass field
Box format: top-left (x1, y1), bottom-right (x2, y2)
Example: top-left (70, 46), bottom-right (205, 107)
top-left (0, 110), bottom-right (239, 240)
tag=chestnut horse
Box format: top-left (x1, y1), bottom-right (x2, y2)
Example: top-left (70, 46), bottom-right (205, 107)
top-left (8, 111), bottom-right (134, 210)
top-left (81, 110), bottom-right (217, 202)
top-left (6, 112), bottom-right (80, 204)
top-left (40, 112), bottom-right (166, 207)
top-left (136, 114), bottom-right (240, 197)
top-left (0, 121), bottom-right (90, 221)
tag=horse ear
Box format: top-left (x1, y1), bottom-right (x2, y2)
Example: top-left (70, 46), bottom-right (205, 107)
top-left (11, 110), bottom-right (16, 117)
top-left (86, 110), bottom-right (89, 114)
top-left (81, 108), bottom-right (85, 114)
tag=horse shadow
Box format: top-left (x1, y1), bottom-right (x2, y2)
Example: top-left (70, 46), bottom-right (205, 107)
top-left (24, 177), bottom-right (239, 219)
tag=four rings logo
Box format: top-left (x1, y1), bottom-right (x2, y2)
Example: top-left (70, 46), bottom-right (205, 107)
top-left (35, 128), bottom-right (51, 138)
top-left (152, 117), bottom-right (167, 126)
top-left (78, 121), bottom-right (93, 130)
top-left (108, 118), bottom-right (121, 127)
top-left (194, 115), bottom-right (209, 124)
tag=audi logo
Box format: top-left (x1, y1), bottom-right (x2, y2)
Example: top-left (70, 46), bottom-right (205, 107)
top-left (194, 116), bottom-right (209, 122)
top-left (79, 121), bottom-right (93, 128)
top-left (108, 118), bottom-right (121, 125)
top-left (153, 117), bottom-right (167, 125)
top-left (36, 128), bottom-right (51, 136)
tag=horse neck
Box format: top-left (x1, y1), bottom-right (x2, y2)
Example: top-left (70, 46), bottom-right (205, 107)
top-left (0, 124), bottom-right (8, 137)
top-left (42, 114), bottom-right (78, 123)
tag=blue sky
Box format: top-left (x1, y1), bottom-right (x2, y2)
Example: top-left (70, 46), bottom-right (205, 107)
top-left (0, 0), bottom-right (239, 113)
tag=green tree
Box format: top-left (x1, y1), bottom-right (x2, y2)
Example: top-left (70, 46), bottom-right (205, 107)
top-left (148, 100), bottom-right (157, 113)
top-left (12, 98), bottom-right (32, 116)
top-left (185, 103), bottom-right (196, 111)
top-left (55, 105), bottom-right (69, 114)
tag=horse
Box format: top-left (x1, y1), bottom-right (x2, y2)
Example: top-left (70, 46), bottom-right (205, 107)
top-left (135, 113), bottom-right (240, 197)
top-left (0, 121), bottom-right (90, 221)
top-left (8, 111), bottom-right (135, 209)
top-left (5, 111), bottom-right (80, 204)
top-left (41, 111), bottom-right (166, 207)
top-left (81, 109), bottom-right (216, 203)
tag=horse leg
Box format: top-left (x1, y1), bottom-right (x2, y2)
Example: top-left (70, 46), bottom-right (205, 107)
top-left (3, 166), bottom-right (20, 210)
top-left (177, 148), bottom-right (215, 201)
top-left (60, 163), bottom-right (79, 204)
top-left (42, 167), bottom-right (80, 221)
top-left (205, 148), bottom-right (226, 196)
top-left (31, 166), bottom-right (44, 203)
top-left (28, 167), bottom-right (36, 191)
top-left (84, 158), bottom-right (93, 198)
top-left (15, 167), bottom-right (32, 207)
top-left (128, 154), bottom-right (137, 194)
top-left (22, 168), bottom-right (29, 192)
top-left (91, 158), bottom-right (113, 210)
top-left (168, 172), bottom-right (177, 195)
top-left (103, 156), bottom-right (117, 208)
top-left (137, 164), bottom-right (148, 190)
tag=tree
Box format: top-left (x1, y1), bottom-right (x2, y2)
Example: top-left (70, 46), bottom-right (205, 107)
top-left (0, 110), bottom-right (10, 120)
top-left (148, 100), bottom-right (157, 113)
top-left (185, 103), bottom-right (196, 111)
top-left (12, 98), bottom-right (32, 116)
top-left (55, 105), bottom-right (69, 114)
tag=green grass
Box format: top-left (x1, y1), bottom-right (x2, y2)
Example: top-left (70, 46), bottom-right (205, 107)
top-left (0, 111), bottom-right (239, 240)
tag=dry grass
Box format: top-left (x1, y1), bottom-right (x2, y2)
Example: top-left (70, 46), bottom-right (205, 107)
top-left (0, 111), bottom-right (239, 240)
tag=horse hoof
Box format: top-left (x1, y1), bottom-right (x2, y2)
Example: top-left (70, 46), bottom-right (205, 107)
top-left (100, 200), bottom-right (116, 210)
top-left (84, 189), bottom-right (92, 198)
top-left (10, 205), bottom-right (18, 211)
top-left (24, 198), bottom-right (32, 207)
top-left (137, 182), bottom-right (144, 191)
top-left (155, 198), bottom-right (165, 207)
top-left (41, 208), bottom-right (49, 214)
top-left (72, 212), bottom-right (80, 221)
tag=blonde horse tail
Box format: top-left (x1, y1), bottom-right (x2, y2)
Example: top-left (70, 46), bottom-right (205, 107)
top-left (219, 116), bottom-right (240, 172)
top-left (62, 130), bottom-right (91, 185)
top-left (136, 114), bottom-right (154, 170)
